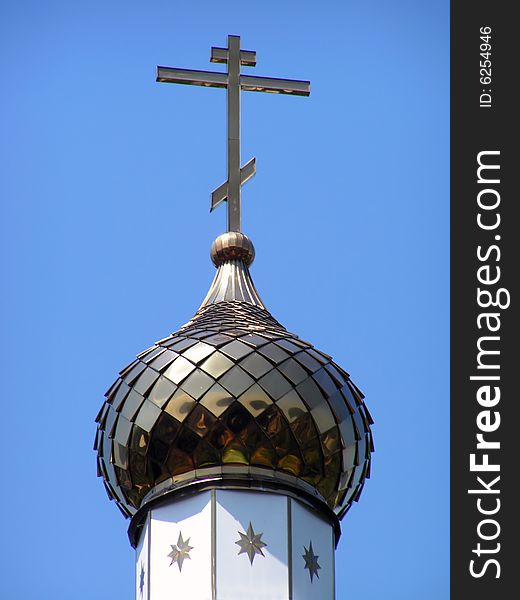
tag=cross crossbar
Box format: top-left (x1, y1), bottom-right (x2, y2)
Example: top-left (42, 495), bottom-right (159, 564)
top-left (156, 68), bottom-right (310, 96)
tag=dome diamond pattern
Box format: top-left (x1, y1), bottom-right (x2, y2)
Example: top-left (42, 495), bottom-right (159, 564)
top-left (95, 297), bottom-right (373, 520)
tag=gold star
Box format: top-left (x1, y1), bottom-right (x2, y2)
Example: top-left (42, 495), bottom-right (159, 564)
top-left (168, 531), bottom-right (194, 572)
top-left (235, 522), bottom-right (267, 565)
top-left (302, 541), bottom-right (321, 582)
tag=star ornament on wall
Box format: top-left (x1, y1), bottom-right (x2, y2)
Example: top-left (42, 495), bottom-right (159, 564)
top-left (168, 531), bottom-right (194, 572)
top-left (302, 541), bottom-right (321, 583)
top-left (235, 522), bottom-right (267, 565)
top-left (139, 562), bottom-right (145, 596)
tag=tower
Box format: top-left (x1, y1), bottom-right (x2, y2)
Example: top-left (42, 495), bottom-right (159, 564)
top-left (94, 35), bottom-right (373, 600)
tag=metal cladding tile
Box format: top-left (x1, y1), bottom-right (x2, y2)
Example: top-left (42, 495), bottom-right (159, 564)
top-left (277, 357), bottom-right (308, 386)
top-left (349, 379), bottom-right (366, 401)
top-left (310, 402), bottom-right (336, 434)
top-left (238, 383), bottom-right (274, 417)
top-left (257, 343), bottom-right (290, 364)
top-left (140, 346), bottom-right (165, 363)
top-left (321, 427), bottom-right (341, 457)
top-left (112, 442), bottom-right (129, 469)
top-left (239, 352), bottom-right (272, 378)
top-left (118, 359), bottom-right (139, 378)
top-left (102, 479), bottom-right (116, 502)
top-left (356, 433), bottom-right (367, 467)
top-left (289, 412), bottom-right (318, 446)
top-left (133, 367), bottom-right (161, 396)
top-left (239, 333), bottom-right (271, 348)
top-left (199, 383), bottom-right (234, 417)
top-left (163, 356), bottom-right (196, 385)
top-left (339, 468), bottom-right (354, 491)
top-left (111, 381), bottom-right (130, 412)
top-left (276, 389), bottom-right (307, 423)
top-left (182, 341), bottom-right (215, 364)
top-left (130, 425), bottom-right (150, 457)
top-left (342, 444), bottom-right (358, 469)
top-left (193, 439), bottom-right (221, 467)
top-left (359, 459), bottom-right (370, 483)
top-left (149, 435), bottom-right (171, 466)
top-left (197, 332), bottom-right (234, 347)
top-left (114, 414), bottom-right (133, 446)
top-left (351, 483), bottom-right (363, 503)
top-left (219, 365), bottom-right (255, 397)
top-left (257, 369), bottom-right (292, 400)
top-left (340, 385), bottom-right (357, 413)
top-left (98, 455), bottom-right (109, 481)
top-left (346, 381), bottom-right (363, 406)
top-left (185, 404), bottom-right (217, 438)
top-left (152, 412), bottom-right (181, 446)
top-left (273, 338), bottom-right (303, 354)
top-left (121, 360), bottom-right (147, 385)
top-left (147, 376), bottom-right (177, 409)
top-left (134, 400), bottom-right (162, 433)
top-left (95, 402), bottom-right (109, 426)
top-left (148, 349), bottom-right (178, 372)
top-left (114, 464), bottom-right (132, 491)
top-left (183, 328), bottom-right (204, 337)
top-left (353, 410), bottom-right (367, 441)
top-left (286, 337), bottom-right (311, 349)
top-left (331, 362), bottom-right (351, 381)
top-left (120, 389), bottom-right (145, 422)
top-left (327, 389), bottom-right (351, 424)
top-left (170, 338), bottom-right (198, 352)
top-left (357, 404), bottom-right (372, 431)
top-left (95, 297), bottom-right (374, 518)
top-left (293, 351), bottom-right (322, 374)
top-left (164, 389), bottom-right (197, 422)
top-left (313, 367), bottom-right (340, 398)
top-left (306, 347), bottom-right (332, 364)
top-left (362, 402), bottom-right (375, 426)
top-left (295, 377), bottom-right (326, 411)
top-left (200, 351), bottom-right (234, 378)
top-left (339, 417), bottom-right (357, 448)
top-left (158, 335), bottom-right (183, 348)
top-left (324, 362), bottom-right (348, 387)
top-left (105, 378), bottom-right (122, 400)
top-left (105, 408), bottom-right (119, 439)
top-left (96, 433), bottom-right (104, 459)
top-left (180, 369), bottom-right (214, 399)
top-left (220, 339), bottom-right (254, 360)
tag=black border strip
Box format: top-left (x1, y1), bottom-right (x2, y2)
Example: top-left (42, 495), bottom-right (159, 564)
top-left (451, 2), bottom-right (516, 597)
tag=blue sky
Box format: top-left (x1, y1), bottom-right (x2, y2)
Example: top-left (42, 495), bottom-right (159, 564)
top-left (1, 1), bottom-right (449, 598)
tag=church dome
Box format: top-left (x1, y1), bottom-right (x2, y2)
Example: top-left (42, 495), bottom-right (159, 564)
top-left (95, 232), bottom-right (373, 520)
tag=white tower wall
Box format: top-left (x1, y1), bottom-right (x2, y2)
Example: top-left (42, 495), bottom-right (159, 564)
top-left (135, 490), bottom-right (335, 600)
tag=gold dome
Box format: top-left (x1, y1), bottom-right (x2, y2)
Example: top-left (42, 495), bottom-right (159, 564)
top-left (95, 234), bottom-right (373, 521)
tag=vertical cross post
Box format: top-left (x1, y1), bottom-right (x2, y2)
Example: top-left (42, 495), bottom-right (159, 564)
top-left (227, 35), bottom-right (241, 232)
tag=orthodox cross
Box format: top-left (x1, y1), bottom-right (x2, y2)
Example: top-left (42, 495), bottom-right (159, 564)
top-left (157, 35), bottom-right (310, 232)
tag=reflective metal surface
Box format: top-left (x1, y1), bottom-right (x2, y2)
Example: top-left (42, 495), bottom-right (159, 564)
top-left (95, 242), bottom-right (373, 520)
top-left (157, 35), bottom-right (310, 232)
top-left (210, 232), bottom-right (255, 267)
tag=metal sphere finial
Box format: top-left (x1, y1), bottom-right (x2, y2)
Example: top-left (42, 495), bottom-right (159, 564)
top-left (211, 232), bottom-right (255, 267)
